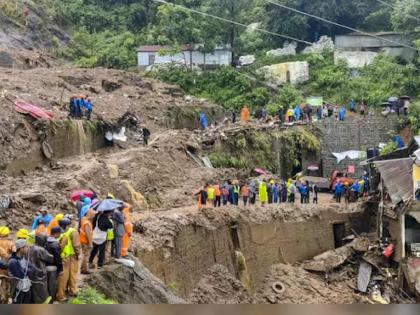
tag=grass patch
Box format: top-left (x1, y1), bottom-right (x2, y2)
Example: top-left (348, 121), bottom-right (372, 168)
top-left (69, 287), bottom-right (116, 304)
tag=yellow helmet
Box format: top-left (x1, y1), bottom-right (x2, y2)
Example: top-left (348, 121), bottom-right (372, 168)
top-left (55, 213), bottom-right (64, 221)
top-left (107, 193), bottom-right (115, 199)
top-left (0, 226), bottom-right (10, 237)
top-left (16, 228), bottom-right (30, 239)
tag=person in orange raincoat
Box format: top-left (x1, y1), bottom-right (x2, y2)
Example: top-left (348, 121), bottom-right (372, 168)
top-left (121, 204), bottom-right (133, 257)
top-left (47, 213), bottom-right (64, 235)
top-left (241, 105), bottom-right (250, 123)
top-left (35, 219), bottom-right (48, 236)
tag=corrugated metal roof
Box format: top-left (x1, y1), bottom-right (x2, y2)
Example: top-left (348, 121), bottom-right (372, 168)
top-left (137, 45), bottom-right (193, 52)
top-left (374, 158), bottom-right (413, 205)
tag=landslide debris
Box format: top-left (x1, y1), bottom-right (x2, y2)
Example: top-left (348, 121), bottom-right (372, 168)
top-left (255, 263), bottom-right (366, 304)
top-left (189, 264), bottom-right (255, 304)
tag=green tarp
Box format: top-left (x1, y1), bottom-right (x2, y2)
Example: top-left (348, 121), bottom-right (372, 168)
top-left (307, 96), bottom-right (323, 107)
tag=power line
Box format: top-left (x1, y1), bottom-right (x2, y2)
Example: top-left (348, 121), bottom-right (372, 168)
top-left (153, 0), bottom-right (313, 45)
top-left (265, 0), bottom-right (420, 52)
top-left (375, 0), bottom-right (420, 23)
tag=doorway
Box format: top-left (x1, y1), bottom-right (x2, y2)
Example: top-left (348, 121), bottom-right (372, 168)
top-left (333, 223), bottom-right (346, 248)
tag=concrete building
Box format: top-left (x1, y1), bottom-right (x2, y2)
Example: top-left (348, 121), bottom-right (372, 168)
top-left (257, 61), bottom-right (310, 86)
top-left (137, 45), bottom-right (232, 70)
top-left (334, 32), bottom-right (416, 69)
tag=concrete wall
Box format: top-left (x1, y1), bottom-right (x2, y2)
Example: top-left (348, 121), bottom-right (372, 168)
top-left (259, 61), bottom-right (310, 86)
top-left (335, 34), bottom-right (416, 61)
top-left (334, 50), bottom-right (378, 69)
top-left (320, 116), bottom-right (400, 178)
top-left (139, 208), bottom-right (367, 297)
top-left (138, 50), bottom-right (232, 67)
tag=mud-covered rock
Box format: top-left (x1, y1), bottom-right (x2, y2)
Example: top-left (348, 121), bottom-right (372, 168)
top-left (102, 79), bottom-right (122, 92)
top-left (87, 259), bottom-right (185, 304)
top-left (189, 264), bottom-right (255, 304)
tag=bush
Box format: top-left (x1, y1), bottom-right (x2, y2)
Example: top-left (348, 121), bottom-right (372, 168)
top-left (69, 287), bottom-right (116, 304)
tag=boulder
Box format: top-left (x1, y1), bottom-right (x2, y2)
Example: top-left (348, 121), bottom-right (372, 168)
top-left (266, 42), bottom-right (297, 57)
top-left (239, 55), bottom-right (256, 66)
top-left (101, 79), bottom-right (122, 92)
top-left (302, 36), bottom-right (334, 54)
top-left (87, 259), bottom-right (185, 304)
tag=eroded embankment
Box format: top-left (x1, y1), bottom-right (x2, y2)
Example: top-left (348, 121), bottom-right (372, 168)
top-left (134, 203), bottom-right (370, 298)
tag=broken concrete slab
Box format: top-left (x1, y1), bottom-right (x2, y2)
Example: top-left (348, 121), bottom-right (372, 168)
top-left (302, 238), bottom-right (370, 272)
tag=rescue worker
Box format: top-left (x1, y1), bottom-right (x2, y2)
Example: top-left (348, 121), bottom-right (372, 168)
top-left (259, 180), bottom-right (268, 206)
top-left (9, 239), bottom-right (32, 304)
top-left (286, 108), bottom-right (294, 122)
top-left (339, 106), bottom-right (346, 121)
top-left (299, 182), bottom-right (308, 204)
top-left (213, 183), bottom-right (222, 208)
top-left (240, 106), bottom-right (250, 123)
top-left (80, 210), bottom-right (95, 274)
top-left (249, 181), bottom-right (257, 205)
top-left (35, 219), bottom-right (48, 236)
top-left (80, 197), bottom-right (92, 220)
top-left (32, 208), bottom-right (53, 230)
top-left (89, 211), bottom-right (113, 269)
top-left (56, 218), bottom-right (81, 302)
top-left (85, 98), bottom-right (93, 120)
top-left (232, 181), bottom-right (240, 206)
top-left (47, 213), bottom-right (64, 235)
top-left (121, 205), bottom-right (133, 257)
top-left (196, 184), bottom-right (208, 210)
top-left (207, 185), bottom-right (216, 207)
top-left (112, 207), bottom-right (125, 260)
top-left (142, 126), bottom-right (151, 146)
top-left (335, 181), bottom-right (344, 203)
top-left (241, 182), bottom-right (249, 206)
top-left (16, 229), bottom-right (35, 245)
top-left (0, 226), bottom-right (13, 304)
top-left (199, 112), bottom-right (209, 130)
top-left (45, 227), bottom-right (63, 302)
top-left (273, 183), bottom-right (280, 204)
top-left (28, 235), bottom-right (54, 304)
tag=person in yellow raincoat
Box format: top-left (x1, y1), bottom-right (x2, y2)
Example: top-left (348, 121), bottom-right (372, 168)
top-left (286, 108), bottom-right (294, 122)
top-left (241, 105), bottom-right (250, 123)
top-left (259, 180), bottom-right (268, 206)
top-left (121, 204), bottom-right (133, 257)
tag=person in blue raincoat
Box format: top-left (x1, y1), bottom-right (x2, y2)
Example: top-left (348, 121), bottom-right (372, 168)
top-left (349, 99), bottom-right (356, 112)
top-left (339, 107), bottom-right (346, 121)
top-left (199, 112), bottom-right (209, 130)
top-left (84, 98), bottom-right (93, 120)
top-left (394, 135), bottom-right (405, 149)
top-left (80, 198), bottom-right (92, 220)
top-left (32, 208), bottom-right (53, 230)
top-left (294, 105), bottom-right (301, 121)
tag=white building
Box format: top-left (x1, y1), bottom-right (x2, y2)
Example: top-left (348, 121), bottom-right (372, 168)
top-left (137, 45), bottom-right (232, 70)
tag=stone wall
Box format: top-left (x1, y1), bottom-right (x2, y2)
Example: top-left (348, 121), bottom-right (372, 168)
top-left (138, 207), bottom-right (368, 297)
top-left (320, 116), bottom-right (400, 178)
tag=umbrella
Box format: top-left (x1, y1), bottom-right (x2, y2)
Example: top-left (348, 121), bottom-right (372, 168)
top-left (94, 199), bottom-right (124, 212)
top-left (254, 168), bottom-right (268, 175)
top-left (380, 102), bottom-right (391, 107)
top-left (388, 97), bottom-right (398, 102)
top-left (70, 190), bottom-right (94, 202)
top-left (400, 96), bottom-right (411, 100)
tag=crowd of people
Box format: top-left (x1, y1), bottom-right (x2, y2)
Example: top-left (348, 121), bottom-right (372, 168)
top-left (0, 193), bottom-right (133, 304)
top-left (333, 174), bottom-right (369, 204)
top-left (69, 95), bottom-right (94, 120)
top-left (195, 178), bottom-right (320, 209)
top-left (198, 100), bottom-right (373, 130)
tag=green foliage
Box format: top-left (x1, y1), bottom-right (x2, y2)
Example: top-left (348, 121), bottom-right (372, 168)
top-left (57, 30), bottom-right (138, 69)
top-left (150, 66), bottom-right (271, 111)
top-left (408, 101), bottom-right (420, 135)
top-left (209, 153), bottom-right (248, 169)
top-left (380, 141), bottom-right (398, 156)
top-left (69, 287), bottom-right (116, 304)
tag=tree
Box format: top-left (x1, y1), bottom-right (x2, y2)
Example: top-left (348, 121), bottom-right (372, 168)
top-left (391, 0), bottom-right (420, 37)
